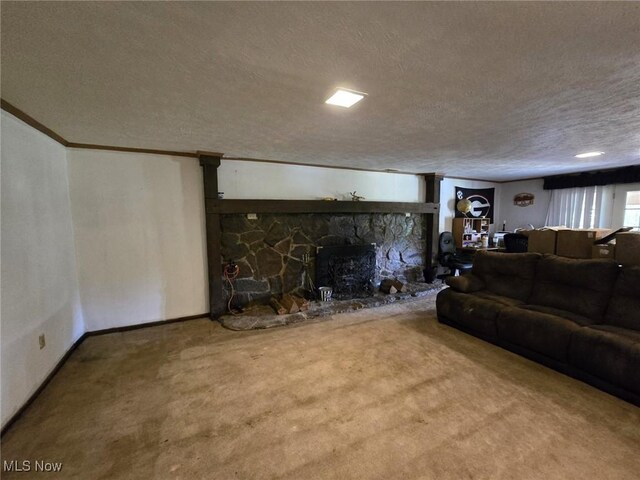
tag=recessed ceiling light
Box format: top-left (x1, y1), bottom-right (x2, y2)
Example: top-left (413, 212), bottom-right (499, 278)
top-left (325, 89), bottom-right (366, 108)
top-left (575, 151), bottom-right (604, 158)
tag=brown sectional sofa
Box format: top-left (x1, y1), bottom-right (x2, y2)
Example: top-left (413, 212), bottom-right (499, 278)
top-left (436, 251), bottom-right (640, 406)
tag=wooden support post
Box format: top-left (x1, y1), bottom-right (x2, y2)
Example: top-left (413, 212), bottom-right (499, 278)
top-left (198, 152), bottom-right (225, 318)
top-left (422, 173), bottom-right (442, 283)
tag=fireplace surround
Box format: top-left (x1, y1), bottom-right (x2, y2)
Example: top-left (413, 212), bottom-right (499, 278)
top-left (198, 152), bottom-right (442, 317)
top-left (220, 213), bottom-right (424, 306)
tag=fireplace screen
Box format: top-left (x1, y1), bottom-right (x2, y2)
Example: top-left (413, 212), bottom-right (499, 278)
top-left (316, 244), bottom-right (376, 299)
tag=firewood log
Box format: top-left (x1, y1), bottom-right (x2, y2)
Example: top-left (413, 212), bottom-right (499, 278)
top-left (292, 295), bottom-right (310, 311)
top-left (280, 294), bottom-right (300, 314)
top-left (269, 297), bottom-right (287, 315)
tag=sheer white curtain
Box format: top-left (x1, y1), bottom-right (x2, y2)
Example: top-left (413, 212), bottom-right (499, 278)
top-left (545, 185), bottom-right (614, 228)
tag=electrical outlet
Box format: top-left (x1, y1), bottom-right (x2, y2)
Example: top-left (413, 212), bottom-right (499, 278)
top-left (405, 212), bottom-right (411, 217)
top-left (247, 213), bottom-right (258, 220)
top-left (38, 334), bottom-right (46, 349)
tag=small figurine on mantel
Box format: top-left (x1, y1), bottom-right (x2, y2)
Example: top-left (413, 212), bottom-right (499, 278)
top-left (350, 191), bottom-right (365, 201)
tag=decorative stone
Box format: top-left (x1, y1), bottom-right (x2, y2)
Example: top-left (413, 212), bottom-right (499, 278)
top-left (354, 218), bottom-right (375, 243)
top-left (221, 232), bottom-right (240, 249)
top-left (221, 235), bottom-right (249, 262)
top-left (221, 215), bottom-right (251, 233)
top-left (372, 215), bottom-right (387, 233)
top-left (329, 216), bottom-right (356, 237)
top-left (245, 252), bottom-right (258, 272)
top-left (235, 278), bottom-right (270, 293)
top-left (290, 245), bottom-right (311, 262)
top-left (235, 259), bottom-right (254, 279)
top-left (274, 237), bottom-right (292, 255)
top-left (402, 251), bottom-right (423, 265)
top-left (240, 230), bottom-right (265, 244)
top-left (282, 258), bottom-right (304, 292)
top-left (255, 247), bottom-right (283, 277)
top-left (305, 215), bottom-right (330, 238)
top-left (292, 230), bottom-right (312, 245)
top-left (317, 235), bottom-right (347, 246)
top-left (234, 292), bottom-right (253, 307)
top-left (250, 290), bottom-right (272, 304)
top-left (264, 222), bottom-right (289, 247)
top-left (386, 247), bottom-right (401, 262)
top-left (283, 215), bottom-right (308, 231)
top-left (251, 215), bottom-right (270, 231)
top-left (268, 275), bottom-right (283, 295)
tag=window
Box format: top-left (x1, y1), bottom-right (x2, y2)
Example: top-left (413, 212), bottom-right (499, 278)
top-left (611, 183), bottom-right (640, 230)
top-left (622, 190), bottom-right (640, 231)
top-left (545, 185), bottom-right (613, 229)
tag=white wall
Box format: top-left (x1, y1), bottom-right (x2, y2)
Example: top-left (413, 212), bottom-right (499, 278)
top-left (439, 177), bottom-right (501, 233)
top-left (219, 160), bottom-right (425, 202)
top-left (1, 111), bottom-right (84, 427)
top-left (499, 178), bottom-right (551, 230)
top-left (66, 149), bottom-right (208, 331)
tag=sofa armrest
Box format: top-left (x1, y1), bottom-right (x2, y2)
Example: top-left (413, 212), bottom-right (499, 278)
top-left (445, 274), bottom-right (485, 293)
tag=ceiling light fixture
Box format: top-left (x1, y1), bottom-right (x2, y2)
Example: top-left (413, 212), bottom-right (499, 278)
top-left (575, 151), bottom-right (604, 158)
top-left (325, 88), bottom-right (366, 108)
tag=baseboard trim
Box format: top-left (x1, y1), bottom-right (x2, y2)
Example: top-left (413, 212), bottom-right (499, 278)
top-left (0, 333), bottom-right (87, 438)
top-left (0, 312), bottom-right (209, 437)
top-left (85, 313), bottom-right (209, 337)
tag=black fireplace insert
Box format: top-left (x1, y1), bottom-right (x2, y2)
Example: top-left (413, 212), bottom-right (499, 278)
top-left (315, 244), bottom-right (376, 299)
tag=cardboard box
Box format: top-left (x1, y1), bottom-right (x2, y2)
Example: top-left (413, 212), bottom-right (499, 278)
top-left (614, 232), bottom-right (640, 266)
top-left (528, 230), bottom-right (558, 254)
top-left (592, 244), bottom-right (616, 259)
top-left (556, 229), bottom-right (612, 259)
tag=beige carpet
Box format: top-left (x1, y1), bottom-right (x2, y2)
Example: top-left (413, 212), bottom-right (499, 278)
top-left (2, 296), bottom-right (639, 479)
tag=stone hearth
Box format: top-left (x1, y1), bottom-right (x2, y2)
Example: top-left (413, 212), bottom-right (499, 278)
top-left (220, 281), bottom-right (443, 330)
top-left (220, 213), bottom-right (426, 307)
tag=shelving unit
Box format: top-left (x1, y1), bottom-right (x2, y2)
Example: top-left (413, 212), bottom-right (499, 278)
top-left (453, 217), bottom-right (491, 248)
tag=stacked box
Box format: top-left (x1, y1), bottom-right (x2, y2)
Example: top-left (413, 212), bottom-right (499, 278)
top-left (614, 232), bottom-right (640, 266)
top-left (592, 244), bottom-right (616, 259)
top-left (528, 230), bottom-right (559, 254)
top-left (556, 229), bottom-right (612, 259)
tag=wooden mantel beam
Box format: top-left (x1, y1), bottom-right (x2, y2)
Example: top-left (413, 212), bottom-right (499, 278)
top-left (205, 199), bottom-right (438, 215)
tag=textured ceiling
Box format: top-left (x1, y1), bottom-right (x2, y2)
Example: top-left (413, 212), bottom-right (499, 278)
top-left (2, 1), bottom-right (639, 181)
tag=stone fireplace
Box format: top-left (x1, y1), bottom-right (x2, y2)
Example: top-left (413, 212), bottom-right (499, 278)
top-left (220, 213), bottom-right (426, 306)
top-left (197, 153), bottom-right (442, 317)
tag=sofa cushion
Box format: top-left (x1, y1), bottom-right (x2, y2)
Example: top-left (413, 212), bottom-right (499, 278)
top-left (528, 255), bottom-right (619, 322)
top-left (496, 307), bottom-right (585, 362)
top-left (519, 305), bottom-right (594, 327)
top-left (472, 291), bottom-right (525, 307)
top-left (445, 274), bottom-right (485, 293)
top-left (604, 266), bottom-right (640, 331)
top-left (471, 251), bottom-right (541, 302)
top-left (437, 288), bottom-right (519, 338)
top-left (569, 325), bottom-right (640, 395)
